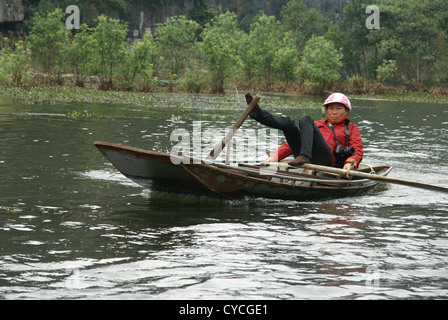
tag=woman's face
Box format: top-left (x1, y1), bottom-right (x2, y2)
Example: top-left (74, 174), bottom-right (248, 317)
top-left (326, 103), bottom-right (348, 123)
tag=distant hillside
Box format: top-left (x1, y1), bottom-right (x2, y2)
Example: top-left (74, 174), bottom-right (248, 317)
top-left (0, 0), bottom-right (349, 34)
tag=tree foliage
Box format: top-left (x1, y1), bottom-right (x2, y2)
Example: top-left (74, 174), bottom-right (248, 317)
top-left (119, 34), bottom-right (155, 90)
top-left (63, 24), bottom-right (91, 85)
top-left (298, 35), bottom-right (342, 92)
top-left (373, 0), bottom-right (448, 87)
top-left (247, 13), bottom-right (282, 86)
top-left (273, 32), bottom-right (298, 82)
top-left (88, 14), bottom-right (128, 88)
top-left (27, 8), bottom-right (70, 74)
top-left (5, 0), bottom-right (448, 93)
top-left (200, 12), bottom-right (244, 93)
top-left (340, 0), bottom-right (448, 87)
top-left (153, 15), bottom-right (199, 77)
top-left (0, 40), bottom-right (31, 85)
top-left (280, 0), bottom-right (330, 50)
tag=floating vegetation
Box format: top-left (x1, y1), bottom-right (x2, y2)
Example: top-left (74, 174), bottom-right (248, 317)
top-left (0, 85), bottom-right (156, 107)
top-left (0, 84), bottom-right (446, 113)
top-left (68, 110), bottom-right (97, 118)
top-left (352, 91), bottom-right (448, 105)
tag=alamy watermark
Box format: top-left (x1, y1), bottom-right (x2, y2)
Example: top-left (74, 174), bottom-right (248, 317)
top-left (366, 5), bottom-right (380, 29)
top-left (64, 4), bottom-right (379, 31)
top-left (169, 121), bottom-right (280, 167)
top-left (65, 268), bottom-right (81, 289)
top-left (65, 5), bottom-right (80, 29)
top-left (365, 265), bottom-right (380, 288)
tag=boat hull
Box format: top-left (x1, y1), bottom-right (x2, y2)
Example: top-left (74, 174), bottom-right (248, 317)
top-left (94, 141), bottom-right (391, 201)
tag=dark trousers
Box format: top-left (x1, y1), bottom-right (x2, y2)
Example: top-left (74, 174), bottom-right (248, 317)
top-left (254, 110), bottom-right (333, 165)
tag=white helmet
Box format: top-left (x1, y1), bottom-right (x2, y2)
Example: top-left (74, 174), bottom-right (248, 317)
top-left (323, 93), bottom-right (351, 111)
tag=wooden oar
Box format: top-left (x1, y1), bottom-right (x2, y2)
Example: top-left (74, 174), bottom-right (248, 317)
top-left (268, 162), bottom-right (448, 194)
top-left (206, 94), bottom-right (261, 160)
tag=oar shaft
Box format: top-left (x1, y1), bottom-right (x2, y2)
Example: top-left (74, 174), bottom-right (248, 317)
top-left (298, 163), bottom-right (448, 193)
top-left (207, 94), bottom-right (261, 160)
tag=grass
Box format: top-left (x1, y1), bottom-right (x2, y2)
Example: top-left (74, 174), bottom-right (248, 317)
top-left (0, 82), bottom-right (447, 108)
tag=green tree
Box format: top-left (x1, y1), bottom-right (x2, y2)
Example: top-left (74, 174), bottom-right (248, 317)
top-left (273, 32), bottom-right (298, 82)
top-left (63, 24), bottom-right (92, 86)
top-left (337, 0), bottom-right (448, 87)
top-left (376, 59), bottom-right (397, 83)
top-left (280, 0), bottom-right (330, 50)
top-left (118, 34), bottom-right (155, 90)
top-left (0, 40), bottom-right (31, 85)
top-left (248, 13), bottom-right (281, 86)
top-left (239, 32), bottom-right (257, 81)
top-left (339, 0), bottom-right (374, 78)
top-left (374, 0), bottom-right (447, 88)
top-left (89, 14), bottom-right (128, 89)
top-left (298, 35), bottom-right (342, 93)
top-left (27, 9), bottom-right (70, 75)
top-left (200, 11), bottom-right (244, 93)
top-left (154, 15), bottom-right (199, 77)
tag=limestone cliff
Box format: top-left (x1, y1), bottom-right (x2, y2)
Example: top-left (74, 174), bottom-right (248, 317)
top-left (0, 0), bottom-right (349, 34)
top-left (0, 0), bottom-right (25, 23)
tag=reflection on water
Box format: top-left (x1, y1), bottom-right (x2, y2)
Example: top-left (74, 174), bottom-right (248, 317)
top-left (0, 93), bottom-right (447, 299)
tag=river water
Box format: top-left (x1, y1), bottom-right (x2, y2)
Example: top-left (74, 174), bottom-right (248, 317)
top-left (0, 92), bottom-right (447, 300)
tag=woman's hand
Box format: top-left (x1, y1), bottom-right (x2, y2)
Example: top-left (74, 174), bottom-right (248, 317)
top-left (343, 160), bottom-right (355, 171)
top-left (264, 155), bottom-right (277, 164)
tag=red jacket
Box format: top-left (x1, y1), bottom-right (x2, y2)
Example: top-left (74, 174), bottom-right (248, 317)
top-left (270, 116), bottom-right (364, 167)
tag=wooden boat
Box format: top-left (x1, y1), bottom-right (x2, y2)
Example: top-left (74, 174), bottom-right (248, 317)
top-left (94, 141), bottom-right (392, 201)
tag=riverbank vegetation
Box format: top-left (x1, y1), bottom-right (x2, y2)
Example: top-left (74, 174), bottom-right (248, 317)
top-left (0, 0), bottom-right (447, 102)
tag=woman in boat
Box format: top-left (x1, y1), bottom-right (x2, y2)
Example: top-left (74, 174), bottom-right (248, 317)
top-left (246, 92), bottom-right (363, 170)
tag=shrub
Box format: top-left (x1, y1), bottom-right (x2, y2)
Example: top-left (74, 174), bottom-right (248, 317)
top-left (298, 35), bottom-right (342, 93)
top-left (0, 40), bottom-right (31, 85)
top-left (118, 34), bottom-right (154, 90)
top-left (376, 59), bottom-right (398, 83)
top-left (200, 12), bottom-right (244, 93)
top-left (154, 15), bottom-right (199, 77)
top-left (27, 9), bottom-right (70, 75)
top-left (89, 14), bottom-right (128, 89)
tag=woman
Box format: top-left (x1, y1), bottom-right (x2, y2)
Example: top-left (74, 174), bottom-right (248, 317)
top-left (246, 93), bottom-right (363, 170)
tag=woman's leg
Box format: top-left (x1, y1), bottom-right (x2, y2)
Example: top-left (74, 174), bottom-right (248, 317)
top-left (252, 110), bottom-right (302, 158)
top-left (297, 115), bottom-right (333, 165)
top-left (246, 94), bottom-right (332, 165)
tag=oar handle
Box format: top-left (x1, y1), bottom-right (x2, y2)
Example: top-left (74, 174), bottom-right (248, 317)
top-left (207, 94), bottom-right (261, 160)
top-left (269, 162), bottom-right (448, 194)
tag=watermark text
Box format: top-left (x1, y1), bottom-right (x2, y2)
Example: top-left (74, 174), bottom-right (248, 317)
top-left (366, 5), bottom-right (380, 29)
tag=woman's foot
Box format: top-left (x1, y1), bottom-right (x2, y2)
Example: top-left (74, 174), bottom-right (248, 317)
top-left (245, 93), bottom-right (262, 118)
top-left (288, 155), bottom-right (310, 166)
